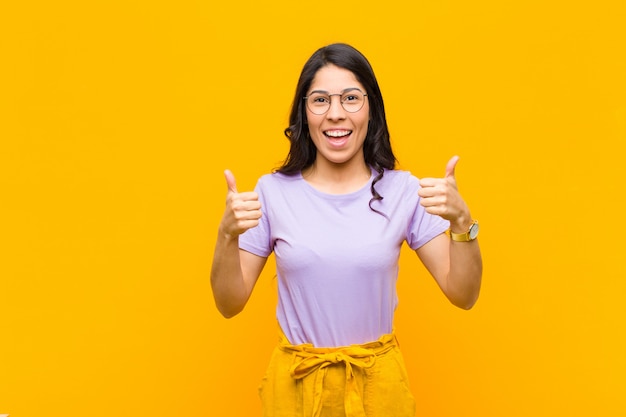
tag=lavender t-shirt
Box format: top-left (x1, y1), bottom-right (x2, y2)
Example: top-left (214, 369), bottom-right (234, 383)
top-left (239, 168), bottom-right (449, 347)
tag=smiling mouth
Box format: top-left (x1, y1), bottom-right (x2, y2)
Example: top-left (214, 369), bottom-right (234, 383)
top-left (324, 130), bottom-right (352, 138)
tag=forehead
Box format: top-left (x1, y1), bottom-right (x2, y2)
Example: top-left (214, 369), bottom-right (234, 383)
top-left (309, 64), bottom-right (364, 92)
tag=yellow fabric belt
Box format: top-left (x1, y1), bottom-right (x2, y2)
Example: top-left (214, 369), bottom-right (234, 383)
top-left (278, 331), bottom-right (398, 417)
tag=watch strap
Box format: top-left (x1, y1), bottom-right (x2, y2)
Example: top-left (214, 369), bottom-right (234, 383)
top-left (449, 220), bottom-right (479, 242)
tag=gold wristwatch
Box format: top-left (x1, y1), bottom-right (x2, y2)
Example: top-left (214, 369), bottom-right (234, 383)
top-left (449, 220), bottom-right (480, 242)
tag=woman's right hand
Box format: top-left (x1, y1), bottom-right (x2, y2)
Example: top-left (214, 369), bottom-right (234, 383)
top-left (220, 170), bottom-right (262, 239)
top-left (212, 170), bottom-right (267, 318)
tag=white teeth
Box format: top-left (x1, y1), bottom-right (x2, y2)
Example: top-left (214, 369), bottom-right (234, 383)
top-left (325, 130), bottom-right (351, 137)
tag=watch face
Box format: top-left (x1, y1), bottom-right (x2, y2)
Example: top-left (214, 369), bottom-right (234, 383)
top-left (469, 222), bottom-right (480, 239)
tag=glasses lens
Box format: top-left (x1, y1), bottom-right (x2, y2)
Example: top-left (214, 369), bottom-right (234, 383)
top-left (306, 93), bottom-right (330, 115)
top-left (341, 91), bottom-right (365, 113)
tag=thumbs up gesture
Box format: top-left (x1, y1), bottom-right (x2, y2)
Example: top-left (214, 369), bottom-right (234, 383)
top-left (418, 156), bottom-right (472, 230)
top-left (220, 170), bottom-right (262, 238)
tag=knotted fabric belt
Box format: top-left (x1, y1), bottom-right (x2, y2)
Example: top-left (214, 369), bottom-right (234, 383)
top-left (278, 331), bottom-right (398, 417)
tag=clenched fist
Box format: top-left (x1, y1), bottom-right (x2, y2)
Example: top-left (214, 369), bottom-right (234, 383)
top-left (417, 156), bottom-right (472, 231)
top-left (219, 170), bottom-right (262, 238)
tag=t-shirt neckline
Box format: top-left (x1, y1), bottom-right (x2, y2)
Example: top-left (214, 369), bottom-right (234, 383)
top-left (297, 168), bottom-right (376, 199)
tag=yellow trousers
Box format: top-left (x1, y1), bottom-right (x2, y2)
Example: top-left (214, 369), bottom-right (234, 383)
top-left (259, 330), bottom-right (416, 417)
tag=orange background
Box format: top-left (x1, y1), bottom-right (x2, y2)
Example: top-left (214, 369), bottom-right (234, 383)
top-left (1, 1), bottom-right (625, 416)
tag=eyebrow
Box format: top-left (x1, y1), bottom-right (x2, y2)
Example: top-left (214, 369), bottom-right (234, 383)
top-left (308, 87), bottom-right (364, 95)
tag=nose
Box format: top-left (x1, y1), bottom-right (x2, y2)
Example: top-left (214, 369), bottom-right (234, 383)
top-left (326, 95), bottom-right (346, 120)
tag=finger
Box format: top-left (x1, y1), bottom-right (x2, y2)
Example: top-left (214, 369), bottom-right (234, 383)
top-left (445, 155), bottom-right (460, 179)
top-left (419, 177), bottom-right (439, 188)
top-left (419, 195), bottom-right (446, 207)
top-left (418, 186), bottom-right (437, 199)
top-left (236, 219), bottom-right (261, 231)
top-left (224, 169), bottom-right (238, 193)
top-left (233, 210), bottom-right (263, 223)
top-left (419, 197), bottom-right (437, 208)
top-left (232, 198), bottom-right (261, 211)
top-left (419, 200), bottom-right (445, 217)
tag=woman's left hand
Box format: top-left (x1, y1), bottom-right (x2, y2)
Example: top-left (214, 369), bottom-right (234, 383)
top-left (417, 156), bottom-right (472, 232)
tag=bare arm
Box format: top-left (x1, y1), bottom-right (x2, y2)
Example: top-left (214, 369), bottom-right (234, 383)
top-left (416, 232), bottom-right (482, 309)
top-left (210, 170), bottom-right (267, 318)
top-left (416, 156), bottom-right (483, 309)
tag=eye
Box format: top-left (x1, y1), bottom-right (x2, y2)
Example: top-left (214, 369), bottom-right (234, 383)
top-left (343, 94), bottom-right (359, 102)
top-left (310, 94), bottom-right (330, 104)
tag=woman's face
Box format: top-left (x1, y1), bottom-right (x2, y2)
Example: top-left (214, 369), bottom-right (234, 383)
top-left (305, 64), bottom-right (370, 169)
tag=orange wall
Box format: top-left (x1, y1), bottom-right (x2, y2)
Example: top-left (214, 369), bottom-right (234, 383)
top-left (1, 1), bottom-right (625, 416)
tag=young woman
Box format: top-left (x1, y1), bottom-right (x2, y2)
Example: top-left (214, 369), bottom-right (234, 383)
top-left (211, 43), bottom-right (482, 417)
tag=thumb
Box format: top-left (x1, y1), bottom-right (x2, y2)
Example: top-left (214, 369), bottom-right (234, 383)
top-left (445, 155), bottom-right (460, 179)
top-left (224, 169), bottom-right (238, 193)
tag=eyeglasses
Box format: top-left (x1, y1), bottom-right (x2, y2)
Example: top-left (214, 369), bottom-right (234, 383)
top-left (303, 88), bottom-right (368, 115)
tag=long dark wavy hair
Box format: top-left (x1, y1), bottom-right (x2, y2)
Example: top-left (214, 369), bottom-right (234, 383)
top-left (277, 43), bottom-right (397, 214)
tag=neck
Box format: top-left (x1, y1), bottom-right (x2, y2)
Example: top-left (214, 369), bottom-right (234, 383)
top-left (302, 159), bottom-right (372, 194)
